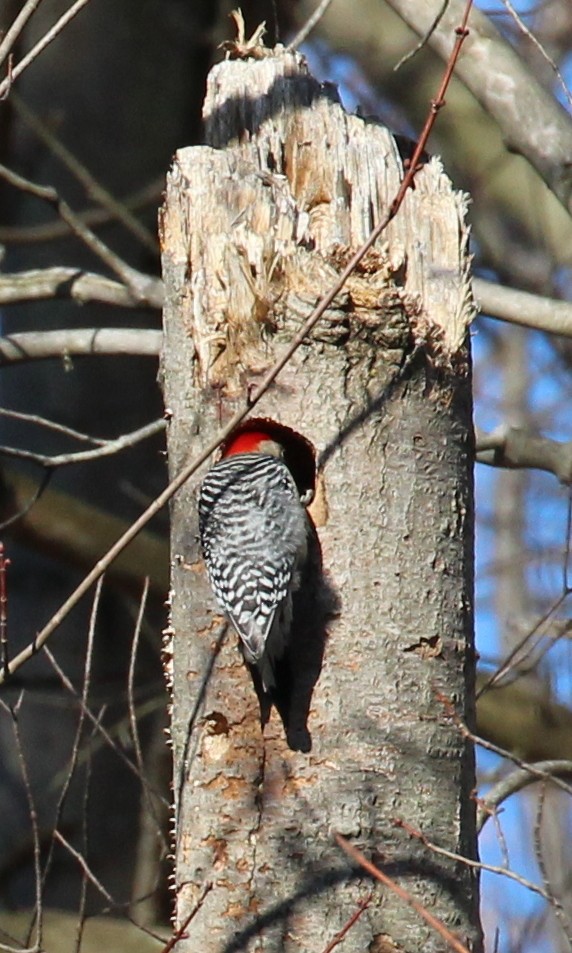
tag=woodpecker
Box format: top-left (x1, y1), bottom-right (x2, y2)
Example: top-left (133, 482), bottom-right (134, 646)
top-left (198, 428), bottom-right (310, 692)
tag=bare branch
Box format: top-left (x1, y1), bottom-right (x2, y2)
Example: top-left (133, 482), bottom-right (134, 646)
top-left (43, 646), bottom-right (169, 808)
top-left (475, 425), bottom-right (572, 483)
top-left (0, 418), bottom-right (165, 468)
top-left (500, 0), bottom-right (572, 111)
top-left (0, 268), bottom-right (161, 309)
top-left (441, 695), bottom-right (572, 798)
top-left (0, 164), bottom-right (162, 306)
top-left (0, 177), bottom-right (162, 245)
top-left (393, 0), bottom-right (450, 71)
top-left (286, 0), bottom-right (336, 50)
top-left (0, 408), bottom-right (107, 445)
top-left (11, 94), bottom-right (158, 254)
top-left (160, 883), bottom-right (213, 953)
top-left (38, 581), bottom-right (101, 903)
top-left (474, 277), bottom-right (572, 338)
top-left (0, 696), bottom-right (43, 951)
top-left (395, 817), bottom-right (560, 906)
top-left (477, 760), bottom-right (572, 833)
top-left (0, 544), bottom-right (10, 678)
top-left (0, 0), bottom-right (93, 100)
top-left (334, 833), bottom-right (471, 953)
top-left (321, 893), bottom-right (373, 953)
top-left (0, 328), bottom-right (162, 366)
top-left (0, 0), bottom-right (44, 73)
top-left (385, 0), bottom-right (572, 216)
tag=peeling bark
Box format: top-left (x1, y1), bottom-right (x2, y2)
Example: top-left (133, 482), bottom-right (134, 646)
top-left (161, 49), bottom-right (481, 953)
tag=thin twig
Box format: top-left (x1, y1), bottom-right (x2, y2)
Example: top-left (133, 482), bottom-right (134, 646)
top-left (42, 646), bottom-right (169, 806)
top-left (0, 468), bottom-right (52, 533)
top-left (0, 407), bottom-right (107, 446)
top-left (0, 418), bottom-right (165, 468)
top-left (393, 0), bottom-right (450, 71)
top-left (127, 578), bottom-right (167, 850)
top-left (0, 0), bottom-right (44, 73)
top-left (0, 695), bottom-right (44, 952)
top-left (564, 489), bottom-right (572, 593)
top-left (286, 0), bottom-right (335, 50)
top-left (11, 93), bottom-right (158, 254)
top-left (334, 833), bottom-right (470, 953)
top-left (500, 0), bottom-right (572, 111)
top-left (321, 892), bottom-right (373, 953)
top-left (38, 581), bottom-right (101, 901)
top-left (53, 827), bottom-right (169, 947)
top-left (53, 830), bottom-right (115, 905)
top-left (0, 164), bottom-right (162, 306)
top-left (73, 704), bottom-right (102, 953)
top-left (476, 591), bottom-right (569, 697)
top-left (128, 578), bottom-right (151, 781)
top-left (438, 695), bottom-right (572, 798)
top-left (0, 0), bottom-right (93, 100)
top-left (161, 882), bottom-right (213, 953)
top-left (394, 817), bottom-right (559, 906)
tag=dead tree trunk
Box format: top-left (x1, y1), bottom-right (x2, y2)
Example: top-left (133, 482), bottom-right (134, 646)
top-left (161, 47), bottom-right (481, 953)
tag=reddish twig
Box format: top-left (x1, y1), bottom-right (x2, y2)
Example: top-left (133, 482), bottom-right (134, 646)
top-left (0, 164), bottom-right (162, 306)
top-left (0, 5), bottom-right (474, 685)
top-left (389, 0), bottom-right (473, 216)
top-left (321, 892), bottom-right (373, 953)
top-left (334, 833), bottom-right (470, 953)
top-left (160, 882), bottom-right (213, 953)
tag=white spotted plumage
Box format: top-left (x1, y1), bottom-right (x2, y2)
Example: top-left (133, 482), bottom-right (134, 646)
top-left (198, 449), bottom-right (308, 690)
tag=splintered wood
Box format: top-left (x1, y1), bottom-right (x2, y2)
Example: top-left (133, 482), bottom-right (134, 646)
top-left (160, 51), bottom-right (473, 399)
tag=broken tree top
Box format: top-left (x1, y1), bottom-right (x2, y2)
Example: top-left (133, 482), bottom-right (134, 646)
top-left (160, 45), bottom-right (473, 396)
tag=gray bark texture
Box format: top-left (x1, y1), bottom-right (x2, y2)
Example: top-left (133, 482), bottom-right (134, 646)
top-left (161, 48), bottom-right (481, 953)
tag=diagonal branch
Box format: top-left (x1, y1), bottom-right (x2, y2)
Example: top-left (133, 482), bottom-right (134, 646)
top-left (334, 833), bottom-right (471, 953)
top-left (11, 93), bottom-right (158, 254)
top-left (0, 164), bottom-right (162, 306)
top-left (0, 0), bottom-right (93, 100)
top-left (385, 0), bottom-right (572, 217)
top-left (0, 418), bottom-right (165, 468)
top-left (0, 0), bottom-right (44, 73)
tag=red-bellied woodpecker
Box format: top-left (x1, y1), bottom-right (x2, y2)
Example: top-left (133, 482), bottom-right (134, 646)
top-left (198, 429), bottom-right (310, 692)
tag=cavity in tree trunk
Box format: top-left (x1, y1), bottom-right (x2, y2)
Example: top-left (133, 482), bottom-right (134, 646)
top-left (161, 47), bottom-right (481, 953)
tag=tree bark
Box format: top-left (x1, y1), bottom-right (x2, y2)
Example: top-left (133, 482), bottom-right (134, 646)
top-left (161, 48), bottom-right (481, 953)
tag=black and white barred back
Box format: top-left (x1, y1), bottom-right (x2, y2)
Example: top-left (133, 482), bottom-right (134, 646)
top-left (198, 452), bottom-right (308, 689)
